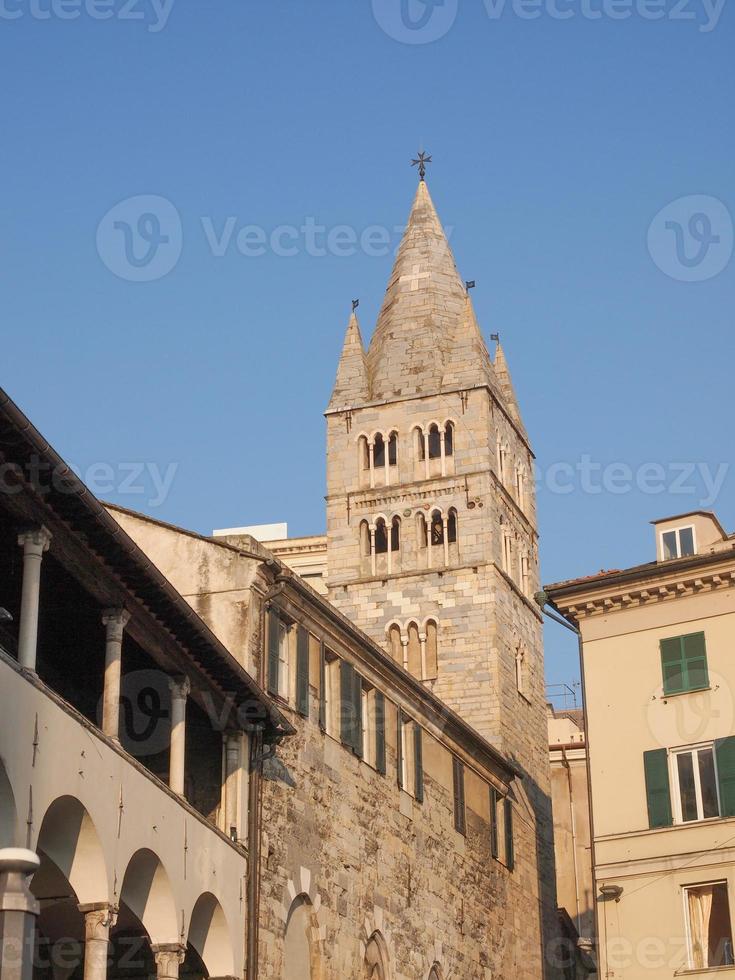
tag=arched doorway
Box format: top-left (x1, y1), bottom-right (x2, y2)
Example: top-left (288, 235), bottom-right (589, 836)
top-left (284, 895), bottom-right (319, 980)
top-left (364, 931), bottom-right (389, 979)
top-left (187, 892), bottom-right (234, 978)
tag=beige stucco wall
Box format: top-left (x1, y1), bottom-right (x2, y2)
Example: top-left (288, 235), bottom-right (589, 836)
top-left (567, 558), bottom-right (735, 978)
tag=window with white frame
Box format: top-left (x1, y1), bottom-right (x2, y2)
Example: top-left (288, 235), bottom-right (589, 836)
top-left (672, 744), bottom-right (720, 823)
top-left (684, 881), bottom-right (734, 969)
top-left (661, 525), bottom-right (696, 560)
top-left (323, 649), bottom-right (341, 738)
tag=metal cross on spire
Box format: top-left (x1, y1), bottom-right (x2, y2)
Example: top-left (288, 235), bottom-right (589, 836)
top-left (411, 150), bottom-right (432, 181)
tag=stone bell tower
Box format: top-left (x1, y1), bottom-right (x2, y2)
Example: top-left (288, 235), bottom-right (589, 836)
top-left (324, 170), bottom-right (558, 973)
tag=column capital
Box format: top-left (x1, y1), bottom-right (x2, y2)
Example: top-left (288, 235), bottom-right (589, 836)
top-left (102, 608), bottom-right (130, 632)
top-left (151, 943), bottom-right (186, 980)
top-left (78, 903), bottom-right (118, 939)
top-left (168, 675), bottom-right (190, 700)
top-left (17, 526), bottom-right (52, 556)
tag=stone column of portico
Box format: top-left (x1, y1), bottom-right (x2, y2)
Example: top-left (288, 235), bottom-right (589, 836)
top-left (223, 733), bottom-right (241, 838)
top-left (151, 944), bottom-right (186, 980)
top-left (78, 904), bottom-right (117, 980)
top-left (442, 516), bottom-right (450, 566)
top-left (16, 527), bottom-right (52, 671)
top-left (168, 677), bottom-right (190, 796)
top-left (439, 429), bottom-right (446, 477)
top-left (0, 848), bottom-right (40, 980)
top-left (401, 637), bottom-right (409, 672)
top-left (101, 609), bottom-right (130, 740)
top-left (368, 442), bottom-right (375, 489)
top-left (423, 433), bottom-right (430, 480)
top-left (369, 525), bottom-right (376, 577)
top-left (419, 632), bottom-right (427, 682)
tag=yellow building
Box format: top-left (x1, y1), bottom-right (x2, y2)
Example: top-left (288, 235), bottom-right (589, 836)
top-left (546, 511), bottom-right (735, 978)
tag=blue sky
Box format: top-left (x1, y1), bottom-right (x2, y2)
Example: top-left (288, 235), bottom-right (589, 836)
top-left (1, 0), bottom-right (733, 689)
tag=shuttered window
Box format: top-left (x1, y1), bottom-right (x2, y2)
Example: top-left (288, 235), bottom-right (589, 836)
top-left (397, 708), bottom-right (404, 791)
top-left (318, 642), bottom-right (327, 731)
top-left (414, 724), bottom-right (424, 803)
top-left (716, 737), bottom-right (735, 818)
top-left (489, 786), bottom-right (499, 859)
top-left (660, 632), bottom-right (709, 695)
top-left (453, 757), bottom-right (466, 835)
top-left (339, 661), bottom-right (363, 756)
top-left (267, 607), bottom-right (280, 696)
top-left (504, 798), bottom-right (515, 871)
top-left (375, 692), bottom-right (386, 775)
top-left (295, 626), bottom-right (309, 718)
top-left (644, 748), bottom-right (673, 828)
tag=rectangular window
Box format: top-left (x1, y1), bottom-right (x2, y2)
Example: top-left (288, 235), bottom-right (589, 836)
top-left (398, 713), bottom-right (415, 794)
top-left (673, 745), bottom-right (721, 822)
top-left (321, 649), bottom-right (341, 738)
top-left (340, 660), bottom-right (363, 756)
top-left (660, 632), bottom-right (709, 695)
top-left (662, 525), bottom-right (696, 560)
top-left (267, 608), bottom-right (291, 700)
top-left (374, 691), bottom-right (386, 775)
top-left (685, 882), bottom-right (734, 969)
top-left (504, 797), bottom-right (515, 871)
top-left (489, 786), bottom-right (499, 859)
top-left (295, 626), bottom-right (309, 718)
top-left (453, 757), bottom-right (466, 835)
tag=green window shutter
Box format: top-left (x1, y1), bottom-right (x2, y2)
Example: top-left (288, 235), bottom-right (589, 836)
top-left (352, 669), bottom-right (363, 758)
top-left (660, 637), bottom-right (685, 695)
top-left (715, 737), bottom-right (735, 817)
top-left (490, 786), bottom-right (499, 859)
top-left (414, 724), bottom-right (424, 803)
top-left (643, 748), bottom-right (673, 828)
top-left (375, 692), bottom-right (386, 775)
top-left (504, 798), bottom-right (515, 871)
top-left (660, 632), bottom-right (709, 695)
top-left (453, 758), bottom-right (466, 835)
top-left (267, 608), bottom-right (280, 696)
top-left (397, 711), bottom-right (404, 790)
top-left (340, 661), bottom-right (354, 747)
top-left (318, 643), bottom-right (326, 731)
top-left (295, 626), bottom-right (309, 718)
top-left (682, 632), bottom-right (708, 691)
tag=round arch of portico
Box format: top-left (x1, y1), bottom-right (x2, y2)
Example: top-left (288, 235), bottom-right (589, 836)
top-left (35, 795), bottom-right (109, 905)
top-left (119, 847), bottom-right (179, 946)
top-left (187, 891), bottom-right (236, 978)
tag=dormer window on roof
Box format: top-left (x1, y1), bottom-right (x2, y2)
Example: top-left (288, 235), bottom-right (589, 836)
top-left (661, 525), bottom-right (696, 560)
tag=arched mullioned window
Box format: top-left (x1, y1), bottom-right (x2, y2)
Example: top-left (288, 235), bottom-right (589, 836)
top-left (428, 967), bottom-right (443, 980)
top-left (374, 517), bottom-right (388, 555)
top-left (373, 433), bottom-right (386, 469)
top-left (430, 509), bottom-right (444, 545)
top-left (359, 435), bottom-right (370, 471)
top-left (444, 420), bottom-right (454, 456)
top-left (360, 520), bottom-right (371, 557)
top-left (428, 423), bottom-right (442, 460)
top-left (447, 508), bottom-right (458, 544)
top-left (515, 463), bottom-right (526, 511)
top-left (416, 511), bottom-right (428, 549)
top-left (407, 621), bottom-right (421, 678)
top-left (388, 624), bottom-right (403, 663)
top-left (391, 515), bottom-right (401, 552)
top-left (388, 431), bottom-right (398, 466)
top-left (425, 619), bottom-right (439, 680)
top-left (414, 426), bottom-right (426, 461)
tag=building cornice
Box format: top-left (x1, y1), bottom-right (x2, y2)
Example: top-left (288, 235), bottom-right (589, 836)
top-left (546, 551), bottom-right (735, 622)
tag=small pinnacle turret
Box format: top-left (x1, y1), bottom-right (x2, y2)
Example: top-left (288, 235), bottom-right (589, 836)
top-left (328, 309), bottom-right (369, 410)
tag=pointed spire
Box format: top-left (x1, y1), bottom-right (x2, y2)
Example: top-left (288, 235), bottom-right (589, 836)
top-left (493, 340), bottom-right (528, 439)
top-left (366, 180), bottom-right (469, 399)
top-left (328, 309), bottom-right (369, 410)
top-left (441, 291), bottom-right (496, 391)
